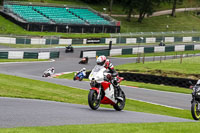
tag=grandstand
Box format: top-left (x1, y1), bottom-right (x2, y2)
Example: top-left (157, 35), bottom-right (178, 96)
top-left (0, 2), bottom-right (120, 33)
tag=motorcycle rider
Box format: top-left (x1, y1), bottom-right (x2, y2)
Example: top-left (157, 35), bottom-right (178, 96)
top-left (46, 67), bottom-right (55, 76)
top-left (78, 68), bottom-right (86, 77)
top-left (96, 55), bottom-right (122, 99)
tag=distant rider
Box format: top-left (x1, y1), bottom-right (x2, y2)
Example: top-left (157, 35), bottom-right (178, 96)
top-left (78, 68), bottom-right (86, 77)
top-left (47, 67), bottom-right (55, 76)
top-left (96, 55), bottom-right (122, 98)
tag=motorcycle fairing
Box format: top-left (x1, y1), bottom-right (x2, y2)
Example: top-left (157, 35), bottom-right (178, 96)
top-left (101, 81), bottom-right (117, 104)
top-left (101, 96), bottom-right (115, 105)
top-left (90, 87), bottom-right (100, 94)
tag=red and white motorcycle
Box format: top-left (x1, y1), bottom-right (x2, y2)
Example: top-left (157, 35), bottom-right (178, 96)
top-left (88, 65), bottom-right (126, 111)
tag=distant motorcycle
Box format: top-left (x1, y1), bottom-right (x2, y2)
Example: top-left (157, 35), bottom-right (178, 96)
top-left (190, 80), bottom-right (200, 120)
top-left (73, 71), bottom-right (85, 81)
top-left (65, 45), bottom-right (74, 53)
top-left (79, 57), bottom-right (88, 64)
top-left (42, 70), bottom-right (51, 77)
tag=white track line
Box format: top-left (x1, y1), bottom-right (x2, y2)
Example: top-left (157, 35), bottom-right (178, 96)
top-left (128, 98), bottom-right (184, 110)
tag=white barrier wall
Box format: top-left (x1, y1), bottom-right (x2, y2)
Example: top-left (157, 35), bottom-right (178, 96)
top-left (31, 38), bottom-right (46, 45)
top-left (194, 44), bottom-right (200, 50)
top-left (8, 51), bottom-right (24, 59)
top-left (38, 52), bottom-right (50, 59)
top-left (183, 37), bottom-right (192, 42)
top-left (105, 38), bottom-right (117, 44)
top-left (146, 38), bottom-right (156, 43)
top-left (59, 39), bottom-right (72, 45)
top-left (175, 45), bottom-right (185, 51)
top-left (83, 51), bottom-right (96, 58)
top-left (126, 38), bottom-right (137, 44)
top-left (83, 39), bottom-right (87, 44)
top-left (132, 47), bottom-right (144, 54)
top-left (154, 46), bottom-right (165, 53)
top-left (165, 37), bottom-right (174, 43)
top-left (110, 49), bottom-right (122, 56)
top-left (0, 37), bottom-right (16, 44)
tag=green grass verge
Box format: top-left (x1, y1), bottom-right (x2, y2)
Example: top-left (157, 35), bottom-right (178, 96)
top-left (0, 43), bottom-right (107, 48)
top-left (0, 73), bottom-right (192, 120)
top-left (115, 56), bottom-right (200, 79)
top-left (56, 72), bottom-right (192, 94)
top-left (2, 122), bottom-right (200, 133)
top-left (0, 59), bottom-right (48, 62)
top-left (113, 50), bottom-right (200, 58)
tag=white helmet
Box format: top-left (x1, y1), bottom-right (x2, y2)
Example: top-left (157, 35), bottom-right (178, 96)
top-left (96, 55), bottom-right (106, 66)
top-left (82, 68), bottom-right (86, 71)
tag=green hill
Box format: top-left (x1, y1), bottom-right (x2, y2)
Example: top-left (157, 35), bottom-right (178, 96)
top-left (1, 11), bottom-right (200, 38)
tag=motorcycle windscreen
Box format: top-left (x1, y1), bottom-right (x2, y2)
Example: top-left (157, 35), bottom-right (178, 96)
top-left (89, 65), bottom-right (105, 81)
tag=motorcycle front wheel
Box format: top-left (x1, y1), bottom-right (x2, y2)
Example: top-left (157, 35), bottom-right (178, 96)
top-left (113, 91), bottom-right (126, 111)
top-left (191, 101), bottom-right (200, 120)
top-left (88, 89), bottom-right (100, 110)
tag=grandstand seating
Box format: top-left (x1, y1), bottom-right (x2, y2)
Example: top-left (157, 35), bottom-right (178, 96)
top-left (4, 4), bottom-right (111, 25)
top-left (33, 6), bottom-right (85, 24)
top-left (68, 8), bottom-right (110, 25)
top-left (4, 4), bottom-right (50, 23)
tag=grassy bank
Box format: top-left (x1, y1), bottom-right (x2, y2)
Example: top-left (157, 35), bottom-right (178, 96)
top-left (115, 56), bottom-right (200, 79)
top-left (0, 73), bottom-right (191, 119)
top-left (2, 122), bottom-right (200, 133)
top-left (1, 12), bottom-right (200, 38)
top-left (117, 12), bottom-right (200, 33)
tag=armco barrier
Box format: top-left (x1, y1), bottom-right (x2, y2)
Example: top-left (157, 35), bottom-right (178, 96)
top-left (0, 51), bottom-right (59, 59)
top-left (80, 44), bottom-right (200, 58)
top-left (1, 36), bottom-right (200, 45)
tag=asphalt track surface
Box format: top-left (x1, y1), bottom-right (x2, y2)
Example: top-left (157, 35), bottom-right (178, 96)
top-left (0, 46), bottom-right (195, 128)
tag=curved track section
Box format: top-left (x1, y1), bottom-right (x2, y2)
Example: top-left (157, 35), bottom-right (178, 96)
top-left (0, 47), bottom-right (194, 127)
top-left (0, 97), bottom-right (193, 128)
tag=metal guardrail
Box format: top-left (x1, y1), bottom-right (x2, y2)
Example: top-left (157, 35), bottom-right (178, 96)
top-left (110, 31), bottom-right (200, 38)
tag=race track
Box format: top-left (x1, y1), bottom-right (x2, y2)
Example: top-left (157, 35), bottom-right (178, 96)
top-left (0, 46), bottom-right (194, 127)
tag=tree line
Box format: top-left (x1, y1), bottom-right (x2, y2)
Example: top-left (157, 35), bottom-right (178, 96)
top-left (82, 0), bottom-right (185, 23)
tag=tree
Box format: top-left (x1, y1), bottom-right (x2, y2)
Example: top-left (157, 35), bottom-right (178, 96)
top-left (165, 0), bottom-right (183, 17)
top-left (122, 0), bottom-right (138, 22)
top-left (109, 0), bottom-right (114, 16)
top-left (137, 0), bottom-right (162, 23)
top-left (0, 0), bottom-right (3, 6)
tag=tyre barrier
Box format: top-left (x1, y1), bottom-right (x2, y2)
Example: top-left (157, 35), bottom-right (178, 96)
top-left (81, 44), bottom-right (200, 58)
top-left (0, 51), bottom-right (60, 59)
top-left (85, 72), bottom-right (197, 88)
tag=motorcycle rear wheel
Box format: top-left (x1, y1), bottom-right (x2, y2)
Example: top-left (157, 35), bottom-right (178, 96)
top-left (191, 101), bottom-right (200, 120)
top-left (88, 90), bottom-right (100, 110)
top-left (113, 91), bottom-right (126, 111)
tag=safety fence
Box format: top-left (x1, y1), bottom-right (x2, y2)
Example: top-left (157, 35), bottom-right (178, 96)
top-left (0, 36), bottom-right (200, 45)
top-left (85, 72), bottom-right (197, 88)
top-left (0, 51), bottom-right (59, 59)
top-left (119, 73), bottom-right (197, 88)
top-left (81, 44), bottom-right (200, 58)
